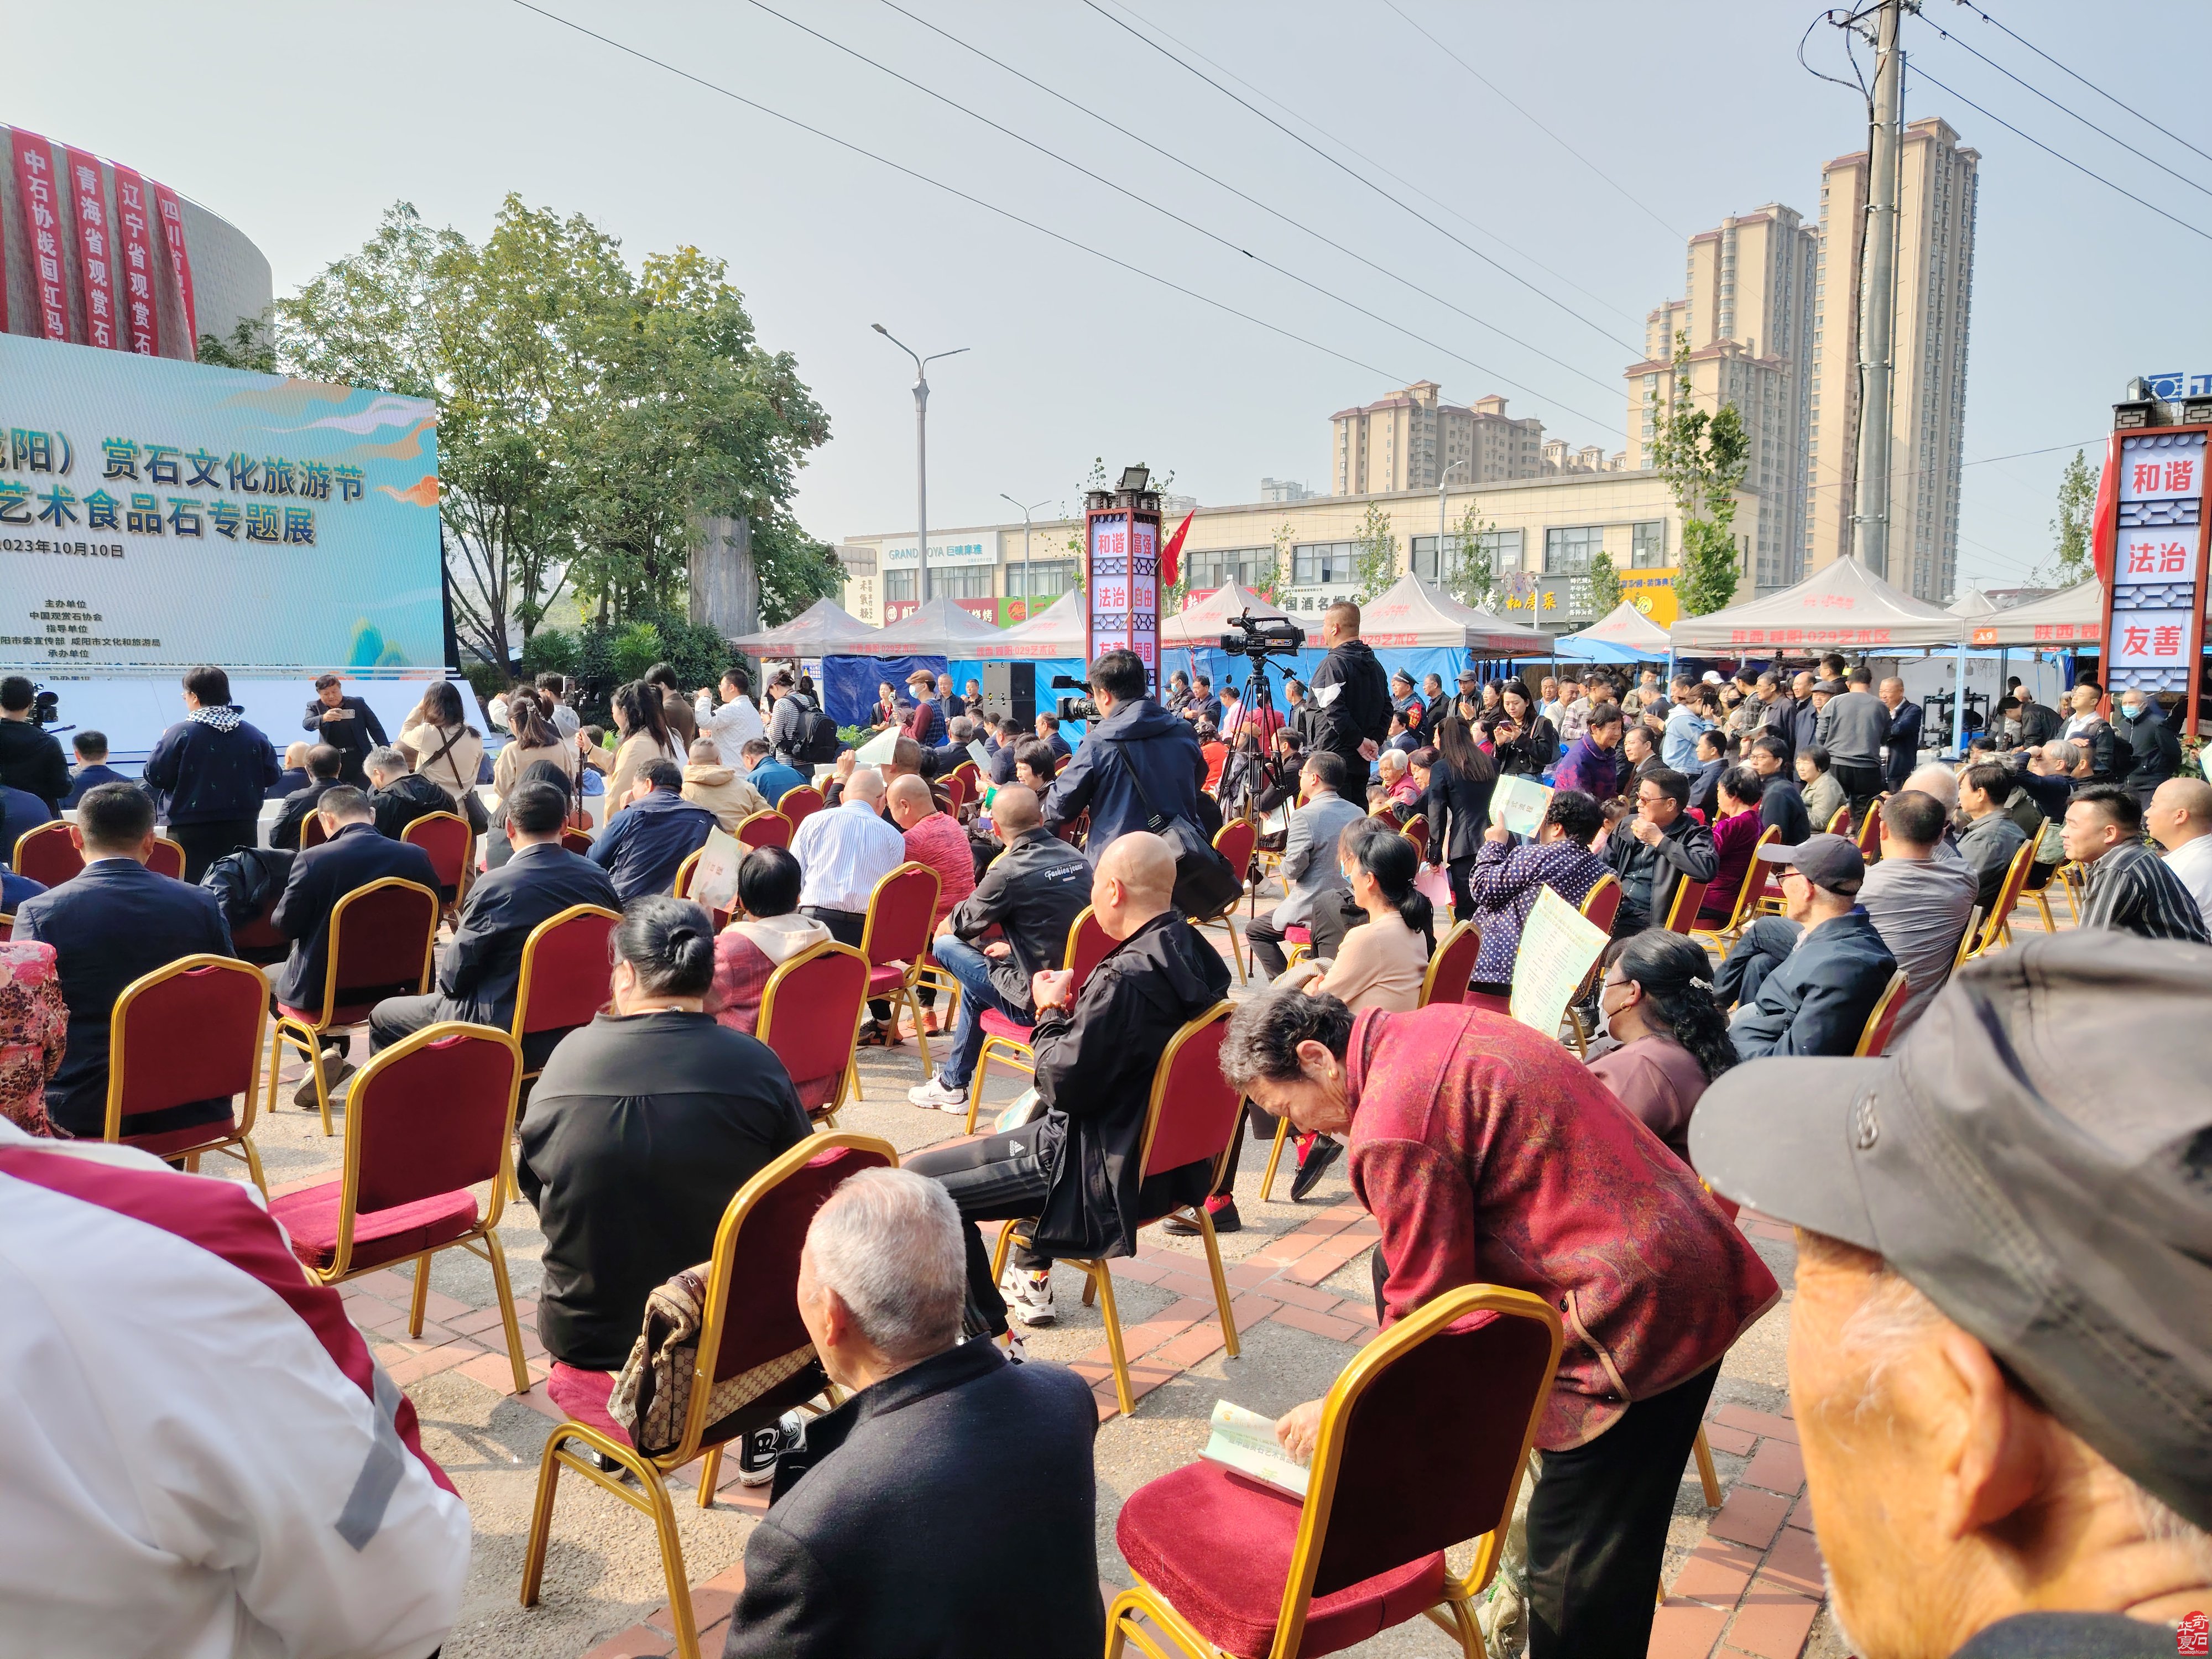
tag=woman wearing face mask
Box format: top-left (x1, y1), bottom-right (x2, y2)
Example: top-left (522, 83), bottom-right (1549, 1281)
top-left (1582, 929), bottom-right (1739, 1166)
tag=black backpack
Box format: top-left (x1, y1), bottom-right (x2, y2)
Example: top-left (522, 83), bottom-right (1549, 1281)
top-left (797, 699), bottom-right (843, 763)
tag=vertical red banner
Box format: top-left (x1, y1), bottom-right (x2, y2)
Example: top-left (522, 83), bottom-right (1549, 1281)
top-left (11, 129), bottom-right (70, 341)
top-left (61, 147), bottom-right (119, 350)
top-left (109, 164), bottom-right (162, 357)
top-left (150, 179), bottom-right (198, 347)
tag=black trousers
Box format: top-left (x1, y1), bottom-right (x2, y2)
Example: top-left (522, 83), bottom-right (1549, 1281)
top-left (170, 816), bottom-right (260, 884)
top-left (905, 1119), bottom-right (1055, 1337)
top-left (1209, 1102), bottom-right (1280, 1198)
top-left (1832, 760), bottom-right (1882, 828)
top-left (1446, 854), bottom-right (1477, 923)
top-left (1715, 916), bottom-right (1802, 1008)
top-left (805, 904), bottom-right (893, 1021)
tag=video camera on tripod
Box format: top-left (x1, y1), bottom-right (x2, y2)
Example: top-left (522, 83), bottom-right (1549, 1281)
top-left (1218, 611), bottom-right (1305, 659)
top-left (1048, 674), bottom-right (1100, 723)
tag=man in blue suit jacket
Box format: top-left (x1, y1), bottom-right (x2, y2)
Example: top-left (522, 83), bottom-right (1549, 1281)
top-left (272, 786), bottom-right (439, 1099)
top-left (588, 760), bottom-right (718, 902)
top-left (13, 783), bottom-right (234, 1139)
top-left (368, 780), bottom-right (619, 1066)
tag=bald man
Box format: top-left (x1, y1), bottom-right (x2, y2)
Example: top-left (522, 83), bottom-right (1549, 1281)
top-left (2148, 776), bottom-right (2212, 930)
top-left (791, 764), bottom-right (907, 1037)
top-left (905, 830), bottom-right (1232, 1337)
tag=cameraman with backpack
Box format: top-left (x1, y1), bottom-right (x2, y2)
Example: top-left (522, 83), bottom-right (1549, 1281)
top-left (766, 670), bottom-right (839, 770)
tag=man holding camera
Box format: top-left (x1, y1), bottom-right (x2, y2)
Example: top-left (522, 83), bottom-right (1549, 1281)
top-left (1307, 601), bottom-right (1392, 784)
top-left (1041, 649), bottom-right (1206, 864)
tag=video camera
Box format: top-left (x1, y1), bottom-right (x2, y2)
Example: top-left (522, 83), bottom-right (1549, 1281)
top-left (1049, 674), bottom-right (1100, 723)
top-left (31, 686), bottom-right (61, 727)
top-left (1218, 611), bottom-right (1306, 659)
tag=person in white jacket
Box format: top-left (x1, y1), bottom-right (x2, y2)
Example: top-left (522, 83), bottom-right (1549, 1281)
top-left (696, 668), bottom-right (767, 759)
top-left (0, 1119), bottom-right (471, 1659)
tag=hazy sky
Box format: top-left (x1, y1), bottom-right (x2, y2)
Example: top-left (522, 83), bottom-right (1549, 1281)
top-left (15, 0), bottom-right (2212, 593)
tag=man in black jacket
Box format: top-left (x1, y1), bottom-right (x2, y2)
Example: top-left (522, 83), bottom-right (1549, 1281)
top-left (722, 1168), bottom-right (1102, 1658)
top-left (0, 675), bottom-right (70, 811)
top-left (143, 665), bottom-right (283, 881)
top-left (301, 674), bottom-right (389, 788)
top-left (271, 745), bottom-right (347, 851)
top-left (907, 785), bottom-right (1090, 1115)
top-left (906, 831), bottom-right (1231, 1334)
top-left (12, 783), bottom-right (234, 1138)
top-left (366, 781), bottom-right (619, 1064)
top-left (2114, 688), bottom-right (2181, 810)
top-left (1307, 600), bottom-right (1391, 781)
top-left (1605, 766), bottom-right (1720, 934)
top-left (1042, 648), bottom-right (1207, 863)
top-left (1748, 736), bottom-right (1812, 845)
top-left (364, 745), bottom-right (453, 841)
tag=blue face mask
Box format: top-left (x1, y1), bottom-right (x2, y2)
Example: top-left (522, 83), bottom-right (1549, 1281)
top-left (2121, 703), bottom-right (2145, 720)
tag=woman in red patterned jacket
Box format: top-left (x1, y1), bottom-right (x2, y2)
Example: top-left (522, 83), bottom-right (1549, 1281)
top-left (1220, 988), bottom-right (1780, 1659)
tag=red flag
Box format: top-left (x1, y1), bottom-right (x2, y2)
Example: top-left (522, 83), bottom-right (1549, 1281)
top-left (2090, 430), bottom-right (2122, 587)
top-left (1161, 509), bottom-right (1193, 588)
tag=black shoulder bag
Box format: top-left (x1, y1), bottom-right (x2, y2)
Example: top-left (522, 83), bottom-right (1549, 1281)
top-left (1107, 738), bottom-right (1243, 921)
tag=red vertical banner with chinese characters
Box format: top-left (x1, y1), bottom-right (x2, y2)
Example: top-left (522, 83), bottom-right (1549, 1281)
top-left (1084, 499), bottom-right (1163, 695)
top-left (109, 164), bottom-right (161, 357)
top-left (11, 130), bottom-right (70, 341)
top-left (150, 179), bottom-right (198, 347)
top-left (2101, 426), bottom-right (2208, 737)
top-left (61, 148), bottom-right (119, 350)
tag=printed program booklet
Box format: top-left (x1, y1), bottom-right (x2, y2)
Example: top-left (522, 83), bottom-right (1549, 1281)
top-left (1199, 1399), bottom-right (1311, 1499)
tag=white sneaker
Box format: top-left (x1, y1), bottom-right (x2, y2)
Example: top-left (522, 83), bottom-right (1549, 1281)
top-left (907, 1074), bottom-right (969, 1114)
top-left (1000, 1266), bottom-right (1056, 1327)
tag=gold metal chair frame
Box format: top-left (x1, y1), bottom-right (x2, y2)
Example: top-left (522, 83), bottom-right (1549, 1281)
top-left (775, 783), bottom-right (825, 823)
top-left (734, 808), bottom-right (791, 849)
top-left (520, 1131), bottom-right (898, 1659)
top-left (858, 860), bottom-right (941, 1083)
top-left (148, 834), bottom-right (188, 879)
top-left (400, 809), bottom-right (475, 916)
top-left (989, 1004), bottom-right (1240, 1416)
top-left (104, 953), bottom-right (272, 1195)
top-left (510, 904), bottom-right (621, 1083)
top-left (264, 876), bottom-right (440, 1137)
top-left (1823, 803), bottom-right (1853, 836)
top-left (1691, 826), bottom-right (1780, 950)
top-left (757, 939), bottom-right (872, 1125)
top-left (12, 818), bottom-right (80, 878)
top-left (1952, 904), bottom-right (1984, 974)
top-left (1194, 820), bottom-right (1255, 985)
top-left (306, 1021), bottom-right (531, 1395)
top-left (1852, 968), bottom-right (1911, 1058)
top-left (968, 906), bottom-right (1100, 1133)
top-left (1104, 1283), bottom-right (1564, 1659)
top-left (1965, 838), bottom-right (2038, 959)
top-left (1562, 874), bottom-right (1622, 1060)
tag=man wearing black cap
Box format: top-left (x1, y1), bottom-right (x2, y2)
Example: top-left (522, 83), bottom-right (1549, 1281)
top-left (1717, 833), bottom-right (1897, 1059)
top-left (1691, 932), bottom-right (2211, 1659)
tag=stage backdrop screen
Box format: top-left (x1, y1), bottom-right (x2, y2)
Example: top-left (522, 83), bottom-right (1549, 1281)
top-left (0, 333), bottom-right (441, 676)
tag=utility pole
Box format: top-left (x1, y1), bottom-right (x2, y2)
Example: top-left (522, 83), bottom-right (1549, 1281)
top-left (1437, 458), bottom-right (1470, 583)
top-left (1000, 493), bottom-right (1051, 619)
top-left (873, 325), bottom-right (968, 613)
top-left (1850, 0), bottom-right (1904, 580)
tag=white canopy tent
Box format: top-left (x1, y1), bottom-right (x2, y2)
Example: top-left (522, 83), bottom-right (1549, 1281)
top-left (1553, 599), bottom-right (1674, 659)
top-left (1355, 572), bottom-right (1555, 654)
top-left (1159, 583), bottom-right (1290, 649)
top-left (1963, 581), bottom-right (2103, 649)
top-left (1668, 557), bottom-right (1968, 653)
top-left (727, 597), bottom-right (879, 654)
top-left (837, 597), bottom-right (1009, 657)
top-left (968, 589), bottom-right (1088, 660)
top-left (1947, 587), bottom-right (2002, 620)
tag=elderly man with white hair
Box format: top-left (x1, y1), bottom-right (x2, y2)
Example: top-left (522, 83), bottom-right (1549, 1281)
top-left (720, 1167), bottom-right (1103, 1657)
top-left (789, 764), bottom-right (907, 1040)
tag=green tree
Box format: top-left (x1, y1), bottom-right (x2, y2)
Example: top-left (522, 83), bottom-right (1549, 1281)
top-left (1648, 331), bottom-right (1750, 617)
top-left (196, 314), bottom-right (278, 372)
top-left (1585, 548), bottom-right (1623, 615)
top-left (2039, 448), bottom-right (2096, 588)
top-left (1442, 499), bottom-right (1498, 611)
top-left (1352, 500), bottom-right (1399, 601)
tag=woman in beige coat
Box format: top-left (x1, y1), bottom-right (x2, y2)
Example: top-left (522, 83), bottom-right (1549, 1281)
top-left (397, 680), bottom-right (484, 808)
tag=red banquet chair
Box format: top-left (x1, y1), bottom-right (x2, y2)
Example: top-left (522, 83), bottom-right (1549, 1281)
top-left (941, 770), bottom-right (973, 814)
top-left (1854, 968), bottom-right (1911, 1058)
top-left (758, 940), bottom-right (872, 1123)
top-left (401, 810), bottom-right (473, 908)
top-left (1562, 875), bottom-right (1623, 1058)
top-left (1108, 1284), bottom-right (1563, 1659)
top-left (268, 1022), bottom-right (531, 1394)
top-left (521, 1134), bottom-right (897, 1659)
top-left (265, 876), bottom-right (440, 1137)
top-left (671, 848), bottom-right (732, 932)
top-left (1855, 801), bottom-right (1883, 863)
top-left (105, 953), bottom-right (272, 1193)
top-left (512, 904), bottom-right (619, 1081)
top-left (735, 808), bottom-right (791, 851)
top-left (968, 906), bottom-right (1113, 1132)
top-left (229, 887), bottom-right (290, 968)
top-left (1693, 826), bottom-right (1780, 950)
top-left (1197, 818), bottom-right (1256, 984)
top-left (558, 826), bottom-right (593, 856)
top-left (990, 1003), bottom-right (1241, 1416)
top-left (1403, 816), bottom-right (1430, 860)
top-left (13, 819), bottom-right (82, 886)
top-left (1662, 874), bottom-right (1710, 935)
top-left (147, 836), bottom-right (187, 880)
top-left (300, 811), bottom-right (330, 851)
top-left (859, 861), bottom-right (941, 1082)
top-left (776, 784), bottom-right (825, 830)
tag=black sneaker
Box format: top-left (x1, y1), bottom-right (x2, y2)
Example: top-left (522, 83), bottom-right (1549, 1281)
top-left (1289, 1135), bottom-right (1343, 1202)
top-left (1165, 1196), bottom-right (1240, 1235)
top-left (737, 1411), bottom-right (806, 1486)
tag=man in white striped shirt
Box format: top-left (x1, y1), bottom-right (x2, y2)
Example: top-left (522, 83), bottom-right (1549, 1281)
top-left (2064, 783), bottom-right (2210, 945)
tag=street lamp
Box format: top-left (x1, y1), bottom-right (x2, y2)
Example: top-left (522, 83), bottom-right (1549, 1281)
top-left (873, 323), bottom-right (968, 613)
top-left (1000, 493), bottom-right (1052, 620)
top-left (1437, 458), bottom-right (1472, 582)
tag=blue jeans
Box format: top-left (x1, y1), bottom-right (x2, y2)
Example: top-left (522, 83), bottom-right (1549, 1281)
top-left (932, 936), bottom-right (1022, 1091)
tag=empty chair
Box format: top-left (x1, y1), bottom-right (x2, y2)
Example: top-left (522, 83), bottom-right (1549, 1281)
top-left (104, 954), bottom-right (272, 1193)
top-left (776, 784), bottom-right (824, 829)
top-left (1661, 876), bottom-right (1710, 934)
top-left (757, 941), bottom-right (872, 1122)
top-left (13, 820), bottom-right (82, 886)
top-left (1196, 818), bottom-right (1256, 983)
top-left (266, 876), bottom-right (439, 1136)
top-left (1965, 840), bottom-right (2038, 959)
top-left (401, 810), bottom-right (472, 905)
top-left (859, 861), bottom-right (941, 1081)
top-left (1692, 826), bottom-right (1780, 950)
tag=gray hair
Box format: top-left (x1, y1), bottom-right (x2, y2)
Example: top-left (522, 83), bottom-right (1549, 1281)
top-left (2043, 739), bottom-right (2081, 773)
top-left (806, 1167), bottom-right (966, 1364)
top-left (1220, 988), bottom-right (1355, 1092)
top-left (948, 716), bottom-right (974, 742)
top-left (364, 745), bottom-right (409, 781)
top-left (1902, 761), bottom-right (1959, 812)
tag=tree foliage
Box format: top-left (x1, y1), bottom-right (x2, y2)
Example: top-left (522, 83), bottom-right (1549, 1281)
top-left (1442, 499), bottom-right (1498, 611)
top-left (1352, 501), bottom-right (1399, 602)
top-left (271, 198), bottom-right (837, 672)
top-left (2040, 448), bottom-right (2096, 588)
top-left (1648, 331), bottom-right (1750, 617)
top-left (1585, 548), bottom-right (1624, 616)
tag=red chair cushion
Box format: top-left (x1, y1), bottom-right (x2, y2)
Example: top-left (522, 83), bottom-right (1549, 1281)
top-left (1285, 925), bottom-right (1312, 945)
top-left (867, 963), bottom-right (910, 995)
top-left (1117, 1462), bottom-right (1447, 1658)
top-left (547, 1362), bottom-right (632, 1447)
top-left (269, 1178), bottom-right (480, 1274)
top-left (979, 1007), bottom-right (1034, 1045)
top-left (122, 1109), bottom-right (241, 1160)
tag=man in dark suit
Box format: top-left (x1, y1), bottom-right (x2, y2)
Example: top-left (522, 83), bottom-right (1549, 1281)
top-left (364, 745), bottom-right (450, 841)
top-left (12, 782), bottom-right (234, 1139)
top-left (367, 781), bottom-right (618, 1064)
top-left (1878, 676), bottom-right (1924, 792)
top-left (587, 759), bottom-right (717, 902)
top-left (302, 674), bottom-right (389, 788)
top-left (271, 745), bottom-right (347, 851)
top-left (721, 1167), bottom-right (1100, 1658)
top-left (273, 785), bottom-right (439, 1100)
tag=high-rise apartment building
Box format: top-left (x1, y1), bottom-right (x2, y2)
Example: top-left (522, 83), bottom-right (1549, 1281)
top-left (1804, 117), bottom-right (1979, 602)
top-left (1330, 382), bottom-right (1543, 494)
top-left (1625, 205), bottom-right (1819, 594)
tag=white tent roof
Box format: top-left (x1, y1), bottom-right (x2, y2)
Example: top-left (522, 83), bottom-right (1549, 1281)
top-left (1159, 583), bottom-right (1290, 649)
top-left (728, 597), bottom-right (879, 653)
top-left (1947, 587), bottom-right (2001, 618)
top-left (968, 590), bottom-right (1089, 660)
top-left (837, 597), bottom-right (1009, 657)
top-left (1668, 556), bottom-right (1968, 651)
top-left (1357, 572), bottom-right (1555, 654)
top-left (1558, 599), bottom-right (1673, 654)
top-left (1964, 581), bottom-right (2103, 648)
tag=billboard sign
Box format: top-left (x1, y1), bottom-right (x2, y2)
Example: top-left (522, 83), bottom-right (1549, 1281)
top-left (2104, 428), bottom-right (2205, 697)
top-left (1085, 507), bottom-right (1160, 688)
top-left (878, 534), bottom-right (994, 568)
top-left (0, 335), bottom-right (442, 675)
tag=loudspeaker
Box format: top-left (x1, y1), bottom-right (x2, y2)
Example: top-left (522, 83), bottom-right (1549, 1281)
top-left (982, 662), bottom-right (1036, 727)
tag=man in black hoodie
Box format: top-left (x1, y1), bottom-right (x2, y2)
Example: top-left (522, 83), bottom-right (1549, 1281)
top-left (906, 831), bottom-right (1231, 1337)
top-left (1307, 600), bottom-right (1391, 783)
top-left (1042, 648), bottom-right (1207, 862)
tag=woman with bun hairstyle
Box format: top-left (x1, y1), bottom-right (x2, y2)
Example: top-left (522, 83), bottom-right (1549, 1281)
top-left (1583, 929), bottom-right (1739, 1166)
top-left (516, 895), bottom-right (813, 1373)
top-left (1285, 819), bottom-right (1436, 1013)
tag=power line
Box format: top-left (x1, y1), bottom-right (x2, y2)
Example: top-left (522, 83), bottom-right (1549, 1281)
top-left (739, 0), bottom-right (1621, 424)
top-left (1076, 0), bottom-right (1642, 356)
top-left (1908, 60), bottom-right (2212, 243)
top-left (504, 1), bottom-right (1417, 390)
top-left (1379, 0), bottom-right (1683, 241)
top-left (1948, 0), bottom-right (2212, 173)
top-left (873, 0), bottom-right (1629, 411)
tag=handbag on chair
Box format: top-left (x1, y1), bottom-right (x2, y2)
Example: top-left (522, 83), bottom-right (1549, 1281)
top-left (609, 1266), bottom-right (822, 1456)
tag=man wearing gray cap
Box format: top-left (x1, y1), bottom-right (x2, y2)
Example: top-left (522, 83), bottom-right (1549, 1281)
top-left (1691, 931), bottom-right (2211, 1659)
top-left (1716, 833), bottom-right (1897, 1060)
